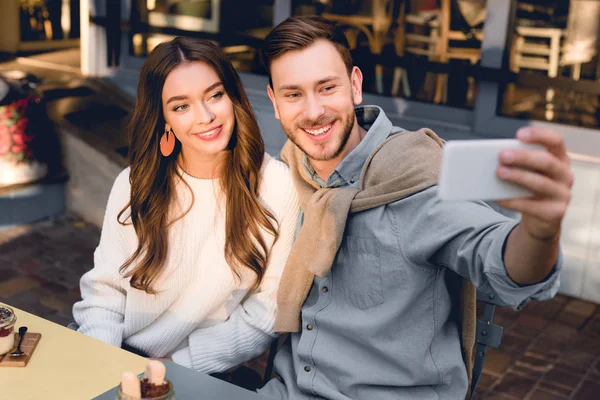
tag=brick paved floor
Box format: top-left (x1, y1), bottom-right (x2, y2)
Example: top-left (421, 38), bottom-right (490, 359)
top-left (0, 214), bottom-right (98, 327)
top-left (1, 215), bottom-right (599, 399)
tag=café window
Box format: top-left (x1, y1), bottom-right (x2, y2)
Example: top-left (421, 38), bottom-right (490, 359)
top-left (147, 0), bottom-right (219, 33)
top-left (101, 0), bottom-right (600, 133)
top-left (131, 0), bottom-right (490, 109)
top-left (0, 0), bottom-right (80, 53)
top-left (131, 0), bottom-right (276, 73)
top-left (20, 0), bottom-right (80, 42)
top-left (499, 0), bottom-right (600, 130)
top-left (287, 0), bottom-right (488, 109)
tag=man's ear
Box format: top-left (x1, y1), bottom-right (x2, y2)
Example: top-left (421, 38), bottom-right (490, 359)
top-left (267, 84), bottom-right (280, 120)
top-left (350, 66), bottom-right (363, 105)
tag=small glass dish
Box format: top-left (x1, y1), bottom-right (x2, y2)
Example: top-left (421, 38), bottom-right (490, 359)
top-left (116, 379), bottom-right (174, 400)
top-left (0, 306), bottom-right (17, 355)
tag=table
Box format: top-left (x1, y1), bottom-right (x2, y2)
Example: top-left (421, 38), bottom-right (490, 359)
top-left (95, 360), bottom-right (266, 400)
top-left (0, 303), bottom-right (147, 399)
top-left (0, 303), bottom-right (268, 399)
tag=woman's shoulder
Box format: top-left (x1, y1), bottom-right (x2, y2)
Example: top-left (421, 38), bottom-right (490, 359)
top-left (260, 153), bottom-right (293, 186)
top-left (114, 166), bottom-right (132, 187)
top-left (259, 153), bottom-right (298, 210)
top-left (110, 167), bottom-right (132, 194)
top-left (106, 167), bottom-right (132, 207)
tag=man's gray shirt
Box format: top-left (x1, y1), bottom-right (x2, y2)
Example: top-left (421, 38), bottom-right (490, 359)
top-left (259, 106), bottom-right (561, 399)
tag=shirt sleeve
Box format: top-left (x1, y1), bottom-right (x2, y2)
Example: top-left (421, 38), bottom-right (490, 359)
top-left (394, 186), bottom-right (562, 310)
top-left (72, 169), bottom-right (133, 347)
top-left (171, 171), bottom-right (300, 372)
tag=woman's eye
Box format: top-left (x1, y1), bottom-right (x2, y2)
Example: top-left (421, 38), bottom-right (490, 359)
top-left (210, 91), bottom-right (224, 100)
top-left (173, 104), bottom-right (188, 112)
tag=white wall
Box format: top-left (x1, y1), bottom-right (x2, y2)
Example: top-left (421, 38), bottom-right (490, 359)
top-left (560, 160), bottom-right (600, 303)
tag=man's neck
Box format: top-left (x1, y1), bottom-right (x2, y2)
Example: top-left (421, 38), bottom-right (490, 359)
top-left (311, 125), bottom-right (368, 182)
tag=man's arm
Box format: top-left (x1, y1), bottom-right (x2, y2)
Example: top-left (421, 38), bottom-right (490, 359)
top-left (496, 127), bottom-right (573, 285)
top-left (503, 225), bottom-right (559, 285)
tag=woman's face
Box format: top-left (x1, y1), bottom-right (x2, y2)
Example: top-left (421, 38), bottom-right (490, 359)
top-left (161, 61), bottom-right (235, 163)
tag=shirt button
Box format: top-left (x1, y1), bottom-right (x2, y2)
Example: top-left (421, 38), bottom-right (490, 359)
top-left (306, 324), bottom-right (313, 330)
top-left (304, 365), bottom-right (311, 372)
top-left (321, 286), bottom-right (329, 293)
top-left (350, 178), bottom-right (355, 184)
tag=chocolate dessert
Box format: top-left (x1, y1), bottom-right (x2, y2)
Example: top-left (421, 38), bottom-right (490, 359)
top-left (119, 360), bottom-right (172, 399)
top-left (140, 378), bottom-right (171, 398)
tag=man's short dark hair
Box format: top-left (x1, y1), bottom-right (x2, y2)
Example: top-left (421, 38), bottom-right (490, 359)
top-left (261, 16), bottom-right (354, 87)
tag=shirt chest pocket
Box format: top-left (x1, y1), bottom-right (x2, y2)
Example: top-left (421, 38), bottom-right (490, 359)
top-left (337, 236), bottom-right (384, 310)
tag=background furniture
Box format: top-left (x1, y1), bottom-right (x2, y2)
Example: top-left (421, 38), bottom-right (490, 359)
top-left (394, 0), bottom-right (483, 103)
top-left (322, 0), bottom-right (395, 94)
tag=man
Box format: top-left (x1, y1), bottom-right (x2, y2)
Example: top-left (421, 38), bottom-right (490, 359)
top-left (258, 16), bottom-right (572, 399)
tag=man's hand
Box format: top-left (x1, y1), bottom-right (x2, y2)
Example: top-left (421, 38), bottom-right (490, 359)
top-left (497, 127), bottom-right (574, 285)
top-left (496, 127), bottom-right (574, 242)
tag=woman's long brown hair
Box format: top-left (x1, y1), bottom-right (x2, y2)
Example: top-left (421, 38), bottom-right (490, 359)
top-left (118, 37), bottom-right (278, 294)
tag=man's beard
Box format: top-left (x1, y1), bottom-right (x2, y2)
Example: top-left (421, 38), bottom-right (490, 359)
top-left (283, 107), bottom-right (356, 162)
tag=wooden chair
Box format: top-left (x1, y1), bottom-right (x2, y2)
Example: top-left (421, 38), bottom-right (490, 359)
top-left (394, 0), bottom-right (483, 104)
top-left (511, 26), bottom-right (563, 79)
top-left (391, 5), bottom-right (439, 98)
top-left (507, 2), bottom-right (599, 120)
top-left (510, 25), bottom-right (563, 106)
top-left (559, 0), bottom-right (600, 81)
top-left (322, 0), bottom-right (396, 94)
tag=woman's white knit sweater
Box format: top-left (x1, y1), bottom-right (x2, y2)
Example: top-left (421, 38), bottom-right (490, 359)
top-left (73, 154), bottom-right (299, 373)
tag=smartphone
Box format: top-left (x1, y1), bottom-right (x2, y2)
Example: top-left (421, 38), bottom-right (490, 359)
top-left (437, 139), bottom-right (544, 201)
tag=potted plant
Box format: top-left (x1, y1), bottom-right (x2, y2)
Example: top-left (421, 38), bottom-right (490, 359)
top-left (0, 73), bottom-right (48, 188)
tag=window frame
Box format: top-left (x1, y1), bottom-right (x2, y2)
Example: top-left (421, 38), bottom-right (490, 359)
top-left (84, 0), bottom-right (600, 158)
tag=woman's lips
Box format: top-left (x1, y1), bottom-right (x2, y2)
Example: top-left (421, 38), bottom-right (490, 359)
top-left (192, 125), bottom-right (223, 141)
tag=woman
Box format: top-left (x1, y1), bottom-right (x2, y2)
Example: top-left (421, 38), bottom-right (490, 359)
top-left (72, 37), bottom-right (299, 374)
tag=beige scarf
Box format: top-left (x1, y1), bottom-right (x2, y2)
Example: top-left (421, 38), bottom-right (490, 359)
top-left (276, 127), bottom-right (476, 384)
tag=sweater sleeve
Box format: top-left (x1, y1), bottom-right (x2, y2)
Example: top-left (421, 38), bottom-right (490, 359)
top-left (171, 163), bottom-right (300, 373)
top-left (72, 168), bottom-right (133, 347)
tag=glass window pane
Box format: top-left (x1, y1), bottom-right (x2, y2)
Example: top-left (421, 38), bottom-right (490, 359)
top-left (19, 0), bottom-right (80, 42)
top-left (499, 0), bottom-right (600, 129)
top-left (290, 0), bottom-right (487, 109)
top-left (134, 0), bottom-right (276, 73)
